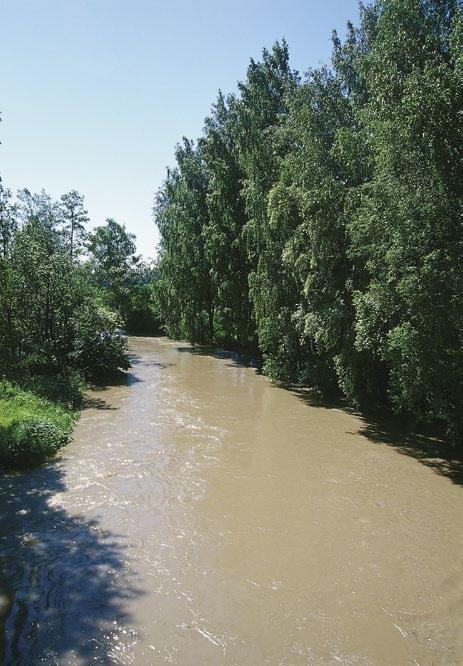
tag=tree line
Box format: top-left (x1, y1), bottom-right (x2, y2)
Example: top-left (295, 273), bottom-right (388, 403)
top-left (154, 0), bottom-right (463, 440)
top-left (0, 183), bottom-right (158, 378)
top-left (0, 180), bottom-right (157, 465)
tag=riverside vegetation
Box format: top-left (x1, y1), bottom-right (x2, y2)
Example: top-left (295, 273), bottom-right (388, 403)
top-left (0, 185), bottom-right (158, 467)
top-left (1, 0), bottom-right (462, 468)
top-left (154, 0), bottom-right (463, 442)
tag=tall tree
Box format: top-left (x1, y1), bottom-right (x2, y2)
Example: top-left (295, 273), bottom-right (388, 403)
top-left (60, 190), bottom-right (89, 259)
top-left (87, 218), bottom-right (139, 317)
top-left (233, 40), bottom-right (301, 379)
top-left (348, 0), bottom-right (463, 435)
top-left (155, 139), bottom-right (214, 343)
top-left (0, 177), bottom-right (17, 259)
top-left (201, 92), bottom-right (255, 349)
top-left (267, 66), bottom-right (363, 394)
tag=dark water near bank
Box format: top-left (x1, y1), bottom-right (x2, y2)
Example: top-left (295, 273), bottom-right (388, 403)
top-left (1, 336), bottom-right (462, 664)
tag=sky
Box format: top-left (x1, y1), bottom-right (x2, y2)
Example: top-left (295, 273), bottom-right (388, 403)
top-left (1, 0), bottom-right (359, 258)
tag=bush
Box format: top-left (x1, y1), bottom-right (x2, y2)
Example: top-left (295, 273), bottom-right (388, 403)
top-left (0, 381), bottom-right (76, 467)
top-left (2, 417), bottom-right (66, 464)
top-left (22, 371), bottom-right (84, 409)
top-left (72, 305), bottom-right (131, 379)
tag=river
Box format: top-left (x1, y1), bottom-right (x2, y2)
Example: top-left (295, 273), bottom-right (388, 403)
top-left (1, 336), bottom-right (462, 665)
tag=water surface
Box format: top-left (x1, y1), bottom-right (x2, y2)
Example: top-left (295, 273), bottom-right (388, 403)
top-left (1, 336), bottom-right (462, 664)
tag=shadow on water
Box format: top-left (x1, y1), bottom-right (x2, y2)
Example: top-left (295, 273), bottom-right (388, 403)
top-left (176, 344), bottom-right (463, 488)
top-left (82, 396), bottom-right (119, 411)
top-left (86, 369), bottom-right (142, 392)
top-left (354, 412), bottom-right (463, 487)
top-left (83, 370), bottom-right (143, 411)
top-left (105, 370), bottom-right (143, 386)
top-left (176, 344), bottom-right (261, 369)
top-left (132, 359), bottom-right (175, 369)
top-left (292, 388), bottom-right (463, 488)
top-left (0, 463), bottom-right (142, 665)
top-left (129, 352), bottom-right (175, 370)
top-left (87, 371), bottom-right (142, 390)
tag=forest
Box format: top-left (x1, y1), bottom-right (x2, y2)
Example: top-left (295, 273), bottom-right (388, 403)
top-left (154, 0), bottom-right (463, 442)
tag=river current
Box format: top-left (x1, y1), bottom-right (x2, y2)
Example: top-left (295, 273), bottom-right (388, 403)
top-left (1, 336), bottom-right (462, 664)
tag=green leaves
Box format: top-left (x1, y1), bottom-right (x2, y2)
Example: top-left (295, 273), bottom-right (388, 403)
top-left (71, 305), bottom-right (130, 378)
top-left (0, 381), bottom-right (76, 467)
top-left (60, 190), bottom-right (89, 259)
top-left (0, 188), bottom-right (131, 381)
top-left (154, 2), bottom-right (463, 440)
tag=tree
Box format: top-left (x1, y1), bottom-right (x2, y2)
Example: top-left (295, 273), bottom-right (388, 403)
top-left (16, 188), bottom-right (61, 230)
top-left (87, 218), bottom-right (139, 319)
top-left (8, 217), bottom-right (85, 372)
top-left (87, 218), bottom-right (137, 274)
top-left (60, 190), bottom-right (89, 259)
top-left (0, 177), bottom-right (17, 259)
top-left (233, 40), bottom-right (301, 379)
top-left (154, 139), bottom-right (214, 343)
top-left (267, 66), bottom-right (362, 394)
top-left (201, 92), bottom-right (255, 349)
top-left (153, 2), bottom-right (463, 439)
top-left (348, 0), bottom-right (463, 435)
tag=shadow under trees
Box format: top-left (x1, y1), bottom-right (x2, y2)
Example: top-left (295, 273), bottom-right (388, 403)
top-left (0, 463), bottom-right (141, 665)
top-left (176, 344), bottom-right (463, 488)
top-left (291, 384), bottom-right (463, 487)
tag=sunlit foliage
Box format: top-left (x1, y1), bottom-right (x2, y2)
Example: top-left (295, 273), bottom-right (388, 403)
top-left (154, 0), bottom-right (463, 440)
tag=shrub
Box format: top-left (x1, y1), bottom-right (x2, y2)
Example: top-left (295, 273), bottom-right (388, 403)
top-left (22, 371), bottom-right (84, 409)
top-left (0, 381), bottom-right (76, 467)
top-left (1, 417), bottom-right (66, 465)
top-left (71, 305), bottom-right (130, 379)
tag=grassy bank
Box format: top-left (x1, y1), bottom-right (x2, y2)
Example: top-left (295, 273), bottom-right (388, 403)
top-left (0, 379), bottom-right (79, 468)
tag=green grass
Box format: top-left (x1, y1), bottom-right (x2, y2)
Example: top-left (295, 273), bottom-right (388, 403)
top-left (0, 380), bottom-right (78, 468)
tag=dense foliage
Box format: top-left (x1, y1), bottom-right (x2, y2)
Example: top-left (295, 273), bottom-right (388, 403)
top-left (154, 0), bottom-right (463, 440)
top-left (0, 187), bottom-right (131, 380)
top-left (0, 184), bottom-right (145, 466)
top-left (87, 219), bottom-right (160, 334)
top-left (0, 380), bottom-right (76, 466)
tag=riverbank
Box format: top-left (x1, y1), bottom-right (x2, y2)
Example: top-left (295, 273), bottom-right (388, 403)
top-left (0, 378), bottom-right (79, 468)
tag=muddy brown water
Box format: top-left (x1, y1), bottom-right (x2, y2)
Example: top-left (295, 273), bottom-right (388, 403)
top-left (1, 336), bottom-right (462, 665)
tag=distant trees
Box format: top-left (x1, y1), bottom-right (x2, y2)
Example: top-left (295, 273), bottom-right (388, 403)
top-left (154, 0), bottom-right (463, 439)
top-left (87, 218), bottom-right (159, 333)
top-left (87, 218), bottom-right (138, 277)
top-left (87, 218), bottom-right (137, 312)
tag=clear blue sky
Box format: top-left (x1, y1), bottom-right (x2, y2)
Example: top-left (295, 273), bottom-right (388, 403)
top-left (1, 0), bottom-right (359, 258)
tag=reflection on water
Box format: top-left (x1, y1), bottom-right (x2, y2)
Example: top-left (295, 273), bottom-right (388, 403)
top-left (1, 336), bottom-right (462, 664)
